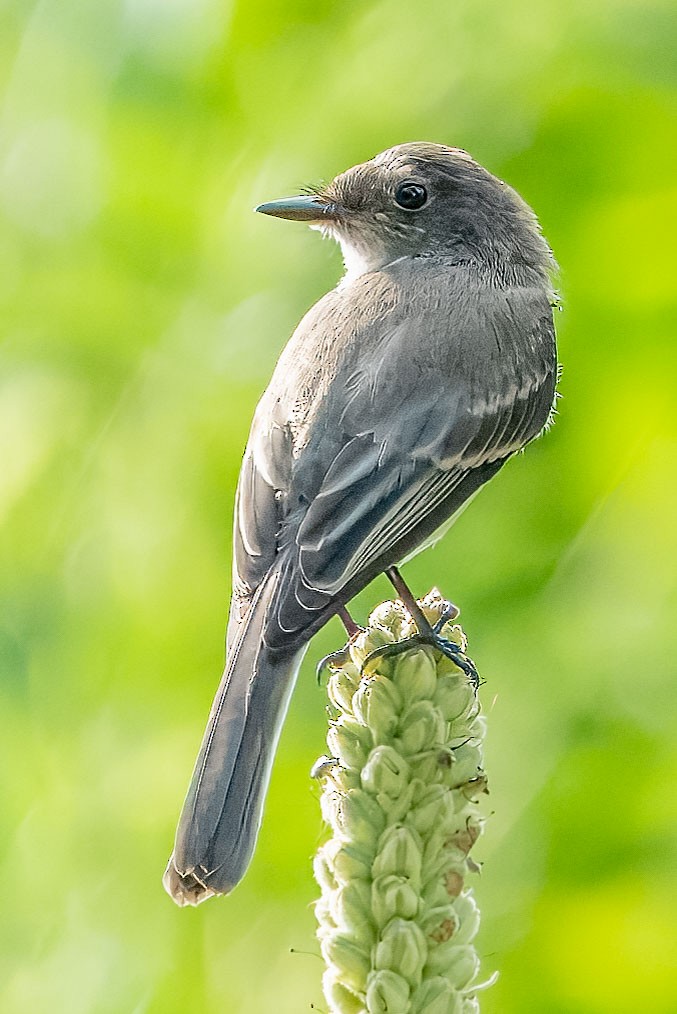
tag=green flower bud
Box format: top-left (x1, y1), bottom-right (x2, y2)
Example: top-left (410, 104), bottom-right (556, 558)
top-left (409, 976), bottom-right (458, 1014)
top-left (328, 664), bottom-right (361, 714)
top-left (417, 865), bottom-right (447, 905)
top-left (330, 879), bottom-right (375, 945)
top-left (441, 743), bottom-right (482, 789)
top-left (349, 626), bottom-right (392, 669)
top-left (425, 942), bottom-right (479, 986)
top-left (396, 700), bottom-right (446, 755)
top-left (408, 751), bottom-right (445, 783)
top-left (453, 892), bottom-right (481, 945)
top-left (327, 715), bottom-right (372, 769)
top-left (434, 674), bottom-right (476, 723)
top-left (440, 623), bottom-right (467, 652)
top-left (361, 745), bottom-right (410, 799)
top-left (383, 780), bottom-right (417, 824)
top-left (326, 838), bottom-right (374, 883)
top-left (337, 788), bottom-right (386, 846)
top-left (372, 826), bottom-right (423, 888)
top-left (419, 829), bottom-right (468, 888)
top-left (320, 931), bottom-right (370, 993)
top-left (439, 784), bottom-right (469, 830)
top-left (448, 945), bottom-right (481, 990)
top-left (369, 600), bottom-right (411, 642)
top-left (467, 716), bottom-right (486, 741)
top-left (312, 754), bottom-right (363, 794)
top-left (365, 969), bottom-right (410, 1014)
top-left (391, 647), bottom-right (438, 702)
top-left (373, 917), bottom-right (427, 988)
top-left (353, 676), bottom-right (402, 742)
top-left (322, 971), bottom-right (365, 1014)
top-left (418, 588), bottom-right (458, 628)
top-left (407, 784), bottom-right (447, 836)
top-left (330, 765), bottom-right (363, 794)
top-left (371, 874), bottom-right (420, 924)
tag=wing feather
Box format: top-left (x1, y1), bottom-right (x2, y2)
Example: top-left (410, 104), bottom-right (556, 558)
top-left (230, 264), bottom-right (557, 647)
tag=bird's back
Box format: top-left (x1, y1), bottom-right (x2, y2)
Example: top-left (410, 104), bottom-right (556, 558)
top-left (235, 255), bottom-right (556, 651)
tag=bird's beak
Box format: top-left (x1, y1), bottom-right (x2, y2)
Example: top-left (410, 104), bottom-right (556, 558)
top-left (254, 195), bottom-right (335, 224)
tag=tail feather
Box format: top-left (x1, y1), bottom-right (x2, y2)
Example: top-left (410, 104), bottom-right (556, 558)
top-left (164, 569), bottom-right (306, 906)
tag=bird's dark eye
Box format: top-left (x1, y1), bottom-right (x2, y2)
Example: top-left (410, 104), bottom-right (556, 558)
top-left (394, 181), bottom-right (428, 210)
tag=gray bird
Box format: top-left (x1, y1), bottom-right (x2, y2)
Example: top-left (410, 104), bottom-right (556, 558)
top-left (164, 142), bottom-right (558, 906)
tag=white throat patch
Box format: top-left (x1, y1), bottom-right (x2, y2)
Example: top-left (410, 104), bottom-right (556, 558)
top-left (312, 222), bottom-right (387, 283)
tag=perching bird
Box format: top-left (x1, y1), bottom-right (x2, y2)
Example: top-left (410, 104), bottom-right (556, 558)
top-left (164, 142), bottom-right (558, 906)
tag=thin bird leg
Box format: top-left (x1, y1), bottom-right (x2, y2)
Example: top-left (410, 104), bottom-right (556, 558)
top-left (386, 566), bottom-right (436, 635)
top-left (337, 604), bottom-right (361, 637)
top-left (316, 603), bottom-right (363, 684)
top-left (361, 566), bottom-right (479, 687)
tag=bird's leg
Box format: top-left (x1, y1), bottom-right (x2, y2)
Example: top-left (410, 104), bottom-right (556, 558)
top-left (316, 603), bottom-right (363, 683)
top-left (361, 566), bottom-right (478, 686)
top-left (337, 604), bottom-right (361, 638)
top-left (386, 566), bottom-right (436, 636)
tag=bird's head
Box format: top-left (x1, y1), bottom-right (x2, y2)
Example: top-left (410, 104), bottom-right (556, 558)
top-left (256, 142), bottom-right (553, 284)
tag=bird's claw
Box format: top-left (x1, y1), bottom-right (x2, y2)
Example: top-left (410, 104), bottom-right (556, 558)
top-left (361, 629), bottom-right (478, 688)
top-left (432, 599), bottom-right (460, 633)
top-left (316, 646), bottom-right (352, 684)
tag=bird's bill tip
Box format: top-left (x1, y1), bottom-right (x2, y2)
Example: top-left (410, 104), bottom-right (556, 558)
top-left (254, 195), bottom-right (334, 223)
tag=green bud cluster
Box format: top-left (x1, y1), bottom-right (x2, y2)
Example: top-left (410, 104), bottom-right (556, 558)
top-left (314, 591), bottom-right (489, 1014)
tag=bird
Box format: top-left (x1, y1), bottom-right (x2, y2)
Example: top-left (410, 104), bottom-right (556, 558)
top-left (163, 142), bottom-right (558, 906)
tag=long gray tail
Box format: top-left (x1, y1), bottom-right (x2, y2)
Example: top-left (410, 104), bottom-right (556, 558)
top-left (163, 570), bottom-right (306, 906)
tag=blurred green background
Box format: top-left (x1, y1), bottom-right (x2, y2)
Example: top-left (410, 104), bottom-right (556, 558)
top-left (1, 0), bottom-right (676, 1011)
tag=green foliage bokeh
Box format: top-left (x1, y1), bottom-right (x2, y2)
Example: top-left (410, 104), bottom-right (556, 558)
top-left (1, 1), bottom-right (675, 1011)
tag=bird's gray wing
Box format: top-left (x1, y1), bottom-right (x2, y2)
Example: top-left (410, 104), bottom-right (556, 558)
top-left (227, 408), bottom-right (294, 650)
top-left (267, 280), bottom-right (557, 642)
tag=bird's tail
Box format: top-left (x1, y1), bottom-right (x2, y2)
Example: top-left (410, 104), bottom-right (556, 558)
top-left (163, 569), bottom-right (306, 906)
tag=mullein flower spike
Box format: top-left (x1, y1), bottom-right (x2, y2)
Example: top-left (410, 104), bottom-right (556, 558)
top-left (314, 591), bottom-right (490, 1014)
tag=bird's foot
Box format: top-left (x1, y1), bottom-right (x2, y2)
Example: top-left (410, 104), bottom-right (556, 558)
top-left (361, 630), bottom-right (478, 687)
top-left (316, 645), bottom-right (352, 684)
top-left (431, 598), bottom-right (460, 633)
top-left (317, 605), bottom-right (365, 683)
top-left (316, 635), bottom-right (365, 683)
top-left (360, 589), bottom-right (476, 686)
